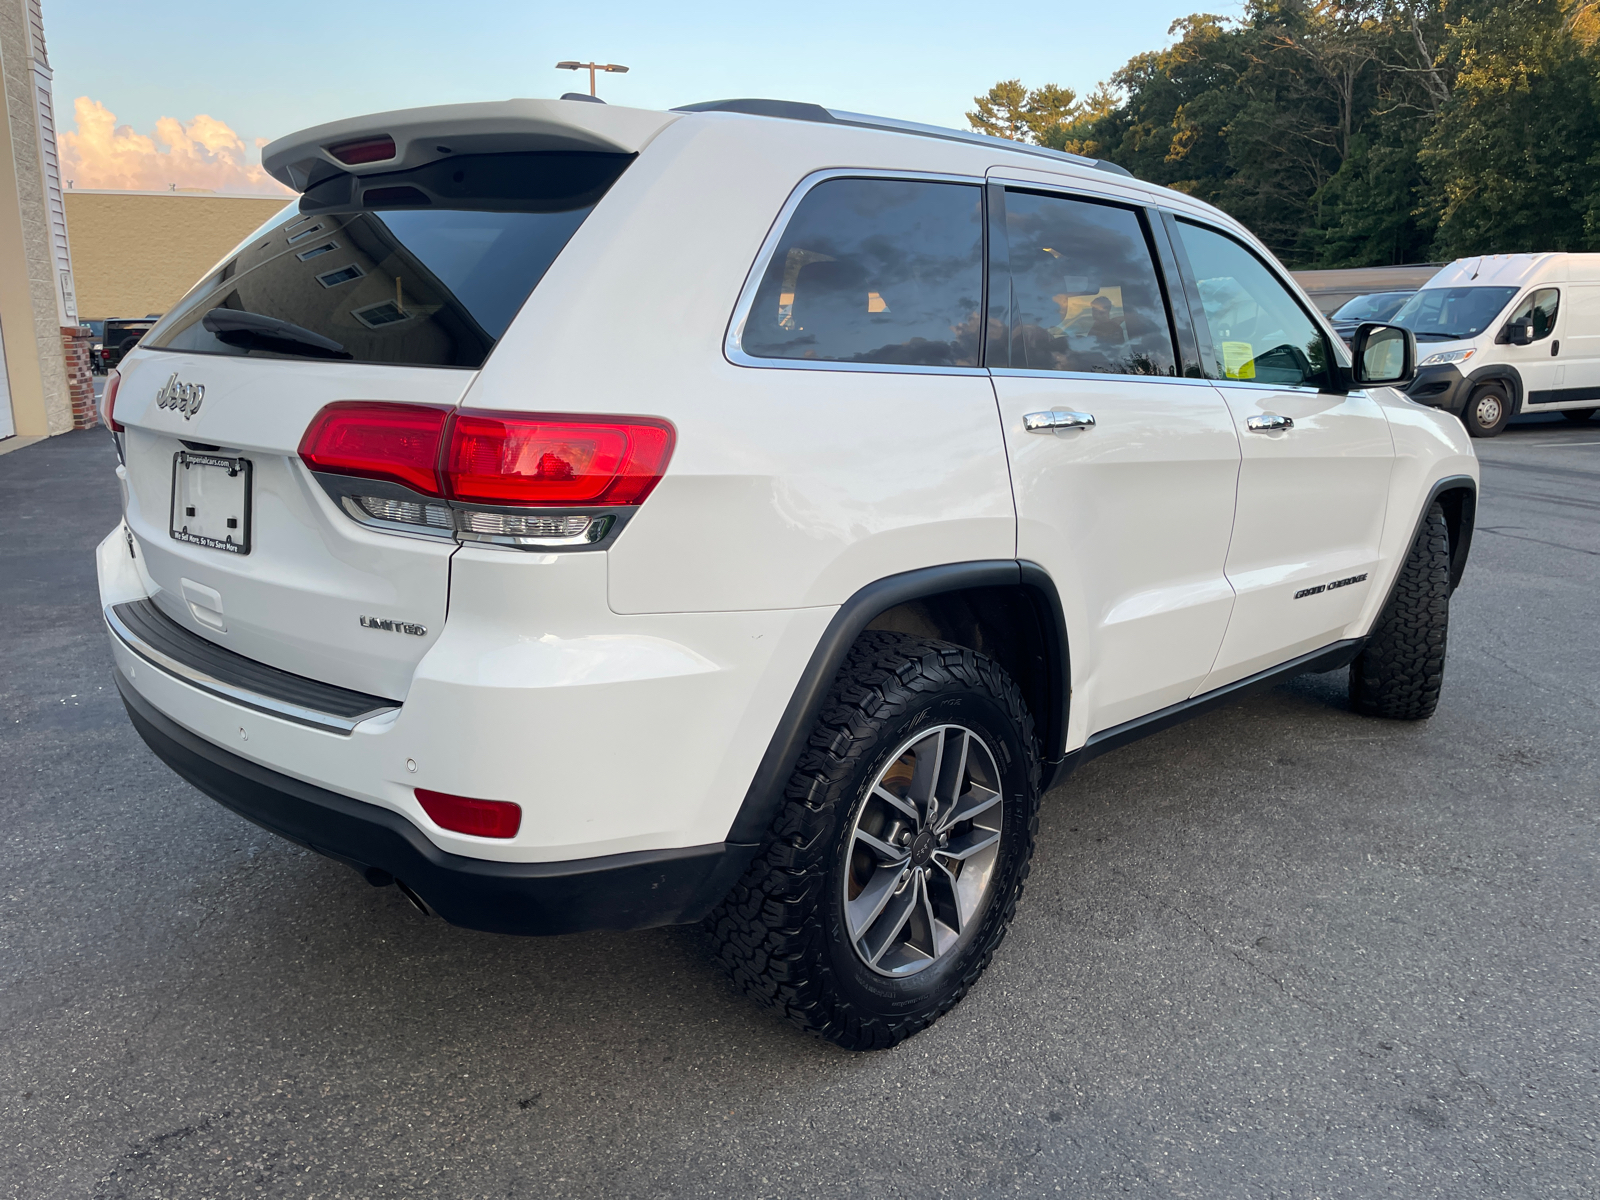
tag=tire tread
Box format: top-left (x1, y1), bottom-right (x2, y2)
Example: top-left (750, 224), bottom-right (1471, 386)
top-left (706, 631), bottom-right (1039, 1051)
top-left (1350, 501), bottom-right (1451, 720)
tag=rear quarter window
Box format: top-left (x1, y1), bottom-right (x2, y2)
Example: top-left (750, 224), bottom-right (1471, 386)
top-left (145, 151), bottom-right (632, 370)
top-left (738, 177), bottom-right (985, 368)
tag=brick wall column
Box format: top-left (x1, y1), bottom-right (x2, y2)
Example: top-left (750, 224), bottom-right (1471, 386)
top-left (62, 325), bottom-right (94, 429)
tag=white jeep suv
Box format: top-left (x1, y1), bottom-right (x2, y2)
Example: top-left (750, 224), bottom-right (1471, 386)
top-left (97, 97), bottom-right (1478, 1050)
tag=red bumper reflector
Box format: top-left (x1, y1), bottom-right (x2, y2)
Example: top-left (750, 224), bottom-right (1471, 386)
top-left (298, 401), bottom-right (451, 495)
top-left (328, 135), bottom-right (396, 165)
top-left (415, 788), bottom-right (522, 839)
top-left (444, 411), bottom-right (675, 506)
top-left (102, 369), bottom-right (123, 433)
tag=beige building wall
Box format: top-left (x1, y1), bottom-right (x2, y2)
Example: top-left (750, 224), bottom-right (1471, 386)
top-left (0, 0), bottom-right (74, 436)
top-left (66, 190), bottom-right (290, 320)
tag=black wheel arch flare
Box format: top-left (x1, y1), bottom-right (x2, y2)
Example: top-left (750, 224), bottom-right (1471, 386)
top-left (1465, 362), bottom-right (1523, 415)
top-left (725, 561), bottom-right (1070, 845)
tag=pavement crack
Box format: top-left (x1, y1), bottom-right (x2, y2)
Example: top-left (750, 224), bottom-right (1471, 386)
top-left (1478, 526), bottom-right (1600, 557)
top-left (1119, 878), bottom-right (1334, 1017)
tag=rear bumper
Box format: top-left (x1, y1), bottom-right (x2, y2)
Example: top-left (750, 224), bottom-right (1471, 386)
top-left (119, 674), bottom-right (756, 935)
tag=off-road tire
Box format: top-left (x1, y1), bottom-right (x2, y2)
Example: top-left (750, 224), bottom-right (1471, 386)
top-left (1349, 501), bottom-right (1451, 720)
top-left (1463, 384), bottom-right (1511, 437)
top-left (1561, 407), bottom-right (1596, 423)
top-left (707, 632), bottom-right (1041, 1051)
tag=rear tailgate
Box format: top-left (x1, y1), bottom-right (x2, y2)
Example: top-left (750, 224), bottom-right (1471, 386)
top-left (110, 105), bottom-right (660, 702)
top-left (114, 351), bottom-right (469, 700)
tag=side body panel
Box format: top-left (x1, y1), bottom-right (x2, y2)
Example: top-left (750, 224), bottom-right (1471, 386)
top-left (995, 373), bottom-right (1240, 734)
top-left (1199, 384), bottom-right (1395, 689)
top-left (1548, 281), bottom-right (1600, 408)
top-left (1348, 392), bottom-right (1479, 636)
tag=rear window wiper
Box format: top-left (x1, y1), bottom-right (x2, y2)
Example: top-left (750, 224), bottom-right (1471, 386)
top-left (201, 309), bottom-right (353, 360)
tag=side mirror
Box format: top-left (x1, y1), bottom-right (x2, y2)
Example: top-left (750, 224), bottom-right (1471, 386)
top-left (1350, 322), bottom-right (1416, 387)
top-left (1499, 318), bottom-right (1536, 346)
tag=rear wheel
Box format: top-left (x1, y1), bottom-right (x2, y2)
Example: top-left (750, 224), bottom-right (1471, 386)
top-left (1350, 501), bottom-right (1451, 720)
top-left (1562, 407), bottom-right (1596, 423)
top-left (707, 632), bottom-right (1040, 1051)
top-left (1463, 384), bottom-right (1511, 437)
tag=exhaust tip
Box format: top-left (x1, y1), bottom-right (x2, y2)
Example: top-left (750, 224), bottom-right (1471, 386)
top-left (394, 879), bottom-right (433, 916)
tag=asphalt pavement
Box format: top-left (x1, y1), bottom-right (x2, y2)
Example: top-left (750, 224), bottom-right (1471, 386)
top-left (2, 415), bottom-right (1596, 1199)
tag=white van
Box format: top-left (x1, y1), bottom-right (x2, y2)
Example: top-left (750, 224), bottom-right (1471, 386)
top-left (1398, 253), bottom-right (1600, 436)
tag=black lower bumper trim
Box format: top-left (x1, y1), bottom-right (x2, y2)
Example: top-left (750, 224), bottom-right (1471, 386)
top-left (1404, 363), bottom-right (1469, 414)
top-left (117, 673), bottom-right (757, 936)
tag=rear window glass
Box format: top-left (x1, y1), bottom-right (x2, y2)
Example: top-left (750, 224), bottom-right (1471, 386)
top-left (145, 151), bottom-right (632, 369)
top-left (739, 178), bottom-right (984, 367)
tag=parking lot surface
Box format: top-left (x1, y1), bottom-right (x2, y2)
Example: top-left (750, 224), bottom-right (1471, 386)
top-left (2, 418), bottom-right (1596, 1198)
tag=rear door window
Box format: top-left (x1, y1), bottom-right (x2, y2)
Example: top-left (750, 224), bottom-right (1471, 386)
top-left (145, 151), bottom-right (632, 370)
top-left (739, 177), bottom-right (984, 367)
top-left (993, 190), bottom-right (1178, 376)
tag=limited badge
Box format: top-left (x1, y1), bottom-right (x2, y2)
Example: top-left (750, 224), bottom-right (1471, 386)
top-left (359, 615), bottom-right (427, 636)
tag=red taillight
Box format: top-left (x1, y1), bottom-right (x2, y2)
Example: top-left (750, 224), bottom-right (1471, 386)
top-left (101, 370), bottom-right (123, 433)
top-left (415, 788), bottom-right (522, 839)
top-left (327, 135), bottom-right (396, 165)
top-left (443, 411), bottom-right (675, 507)
top-left (298, 401), bottom-right (450, 495)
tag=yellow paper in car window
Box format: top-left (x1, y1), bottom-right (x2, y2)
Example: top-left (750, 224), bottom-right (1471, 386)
top-left (1222, 341), bottom-right (1256, 380)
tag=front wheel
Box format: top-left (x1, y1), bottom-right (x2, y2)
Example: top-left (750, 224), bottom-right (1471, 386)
top-left (1350, 501), bottom-right (1451, 719)
top-left (1463, 384), bottom-right (1511, 437)
top-left (1562, 407), bottom-right (1596, 424)
top-left (708, 632), bottom-right (1041, 1051)
top-left (1465, 382), bottom-right (1510, 438)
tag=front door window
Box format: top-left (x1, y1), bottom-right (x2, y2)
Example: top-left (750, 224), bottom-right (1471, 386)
top-left (1174, 220), bottom-right (1330, 388)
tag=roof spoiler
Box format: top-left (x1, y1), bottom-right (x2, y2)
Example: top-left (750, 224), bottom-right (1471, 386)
top-left (261, 99), bottom-right (679, 193)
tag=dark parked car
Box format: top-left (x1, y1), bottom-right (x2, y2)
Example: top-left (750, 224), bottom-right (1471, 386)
top-left (100, 318), bottom-right (159, 370)
top-left (1329, 291), bottom-right (1415, 344)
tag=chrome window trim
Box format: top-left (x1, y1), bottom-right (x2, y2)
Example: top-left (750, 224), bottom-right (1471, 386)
top-left (724, 168), bottom-right (990, 377)
top-left (1207, 379), bottom-right (1326, 395)
top-left (983, 177), bottom-right (1191, 379)
top-left (989, 367), bottom-right (1216, 388)
top-left (983, 169), bottom-right (1151, 206)
top-left (105, 604), bottom-right (397, 735)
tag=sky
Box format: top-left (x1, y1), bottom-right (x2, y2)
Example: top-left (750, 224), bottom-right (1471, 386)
top-left (49, 0), bottom-right (1242, 193)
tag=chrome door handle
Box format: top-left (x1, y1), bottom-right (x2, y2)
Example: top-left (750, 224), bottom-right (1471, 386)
top-left (1023, 410), bottom-right (1096, 433)
top-left (1245, 413), bottom-right (1294, 432)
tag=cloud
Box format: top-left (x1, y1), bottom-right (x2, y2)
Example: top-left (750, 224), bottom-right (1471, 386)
top-left (59, 98), bottom-right (292, 195)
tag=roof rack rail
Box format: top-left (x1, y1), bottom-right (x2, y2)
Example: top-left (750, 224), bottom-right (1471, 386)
top-left (672, 98), bottom-right (1134, 178)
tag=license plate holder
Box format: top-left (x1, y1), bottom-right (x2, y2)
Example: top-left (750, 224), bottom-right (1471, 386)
top-left (170, 451), bottom-right (252, 555)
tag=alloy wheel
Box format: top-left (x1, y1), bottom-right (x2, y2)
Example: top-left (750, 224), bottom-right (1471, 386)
top-left (843, 724), bottom-right (1004, 977)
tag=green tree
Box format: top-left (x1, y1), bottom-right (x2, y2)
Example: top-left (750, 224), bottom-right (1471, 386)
top-left (967, 80), bottom-right (1083, 144)
top-left (1422, 0), bottom-right (1600, 254)
top-left (976, 0), bottom-right (1600, 264)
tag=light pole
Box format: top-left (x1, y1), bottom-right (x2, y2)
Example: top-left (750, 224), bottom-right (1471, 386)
top-left (555, 61), bottom-right (629, 98)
